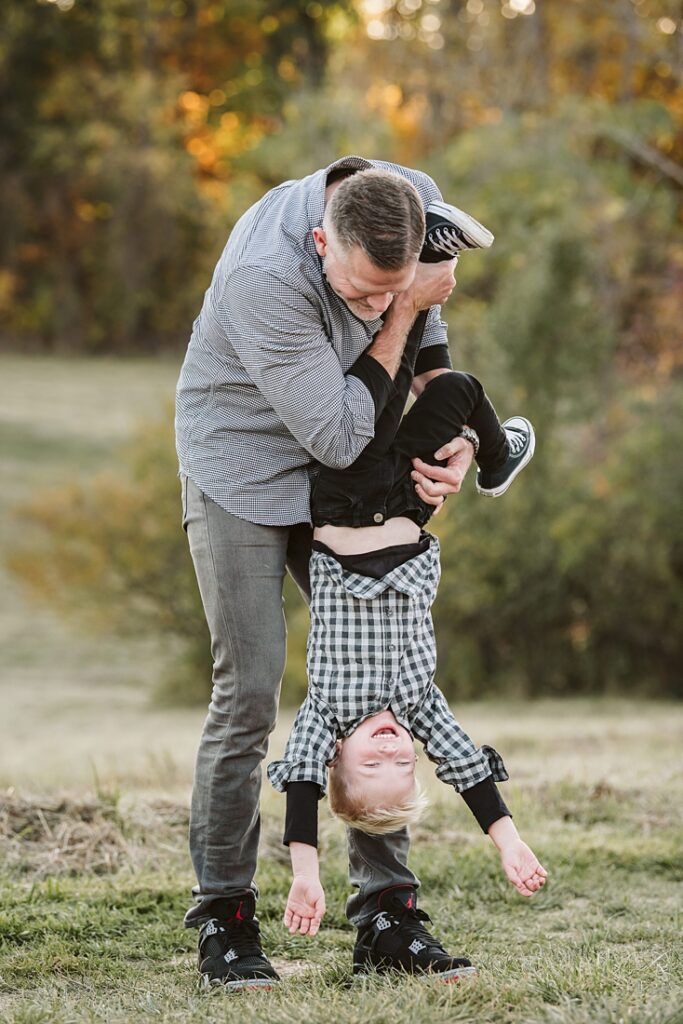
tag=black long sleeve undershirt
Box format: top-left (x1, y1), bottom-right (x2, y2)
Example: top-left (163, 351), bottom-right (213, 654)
top-left (283, 775), bottom-right (511, 847)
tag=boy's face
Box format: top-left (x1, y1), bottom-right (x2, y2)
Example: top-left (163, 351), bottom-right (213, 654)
top-left (334, 709), bottom-right (417, 806)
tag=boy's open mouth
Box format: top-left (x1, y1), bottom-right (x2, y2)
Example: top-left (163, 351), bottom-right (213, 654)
top-left (371, 725), bottom-right (398, 739)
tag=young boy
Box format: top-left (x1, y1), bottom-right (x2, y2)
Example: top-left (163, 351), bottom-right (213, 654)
top-left (267, 199), bottom-right (547, 978)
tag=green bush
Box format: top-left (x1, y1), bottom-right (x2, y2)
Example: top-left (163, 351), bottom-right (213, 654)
top-left (7, 408), bottom-right (311, 705)
top-left (433, 384), bottom-right (683, 699)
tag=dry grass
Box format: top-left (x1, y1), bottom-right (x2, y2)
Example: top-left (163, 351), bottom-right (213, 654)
top-left (0, 790), bottom-right (191, 878)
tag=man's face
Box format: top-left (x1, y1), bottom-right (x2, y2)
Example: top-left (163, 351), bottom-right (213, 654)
top-left (312, 225), bottom-right (417, 322)
top-left (334, 708), bottom-right (418, 807)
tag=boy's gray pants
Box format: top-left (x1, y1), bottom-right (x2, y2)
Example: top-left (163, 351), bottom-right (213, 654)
top-left (180, 475), bottom-right (418, 928)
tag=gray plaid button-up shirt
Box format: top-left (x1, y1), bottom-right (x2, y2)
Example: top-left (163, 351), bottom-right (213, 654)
top-left (175, 155), bottom-right (451, 526)
top-left (268, 536), bottom-right (508, 795)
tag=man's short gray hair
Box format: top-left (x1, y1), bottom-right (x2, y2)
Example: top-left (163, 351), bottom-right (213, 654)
top-left (324, 169), bottom-right (425, 271)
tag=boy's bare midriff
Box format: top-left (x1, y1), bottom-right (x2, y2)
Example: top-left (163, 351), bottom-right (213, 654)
top-left (313, 516), bottom-right (421, 556)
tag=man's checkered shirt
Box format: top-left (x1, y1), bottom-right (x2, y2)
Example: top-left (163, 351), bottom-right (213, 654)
top-left (268, 536), bottom-right (508, 795)
top-left (175, 155), bottom-right (451, 526)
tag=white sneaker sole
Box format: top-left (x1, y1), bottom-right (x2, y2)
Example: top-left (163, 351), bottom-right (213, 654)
top-left (427, 200), bottom-right (494, 249)
top-left (477, 419), bottom-right (536, 497)
top-left (200, 974), bottom-right (277, 992)
top-left (353, 964), bottom-right (479, 984)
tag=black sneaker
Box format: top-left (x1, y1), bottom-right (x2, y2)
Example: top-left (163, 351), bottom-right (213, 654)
top-left (420, 200), bottom-right (494, 263)
top-left (476, 416), bottom-right (535, 497)
top-left (353, 887), bottom-right (477, 982)
top-left (197, 892), bottom-right (279, 991)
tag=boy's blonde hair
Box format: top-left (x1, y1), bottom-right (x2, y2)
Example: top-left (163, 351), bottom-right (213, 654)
top-left (328, 767), bottom-right (429, 836)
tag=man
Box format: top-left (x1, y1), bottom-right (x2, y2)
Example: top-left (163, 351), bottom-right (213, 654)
top-left (175, 155), bottom-right (479, 989)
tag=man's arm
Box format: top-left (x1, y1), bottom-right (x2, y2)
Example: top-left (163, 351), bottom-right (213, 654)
top-left (364, 261), bottom-right (457, 379)
top-left (220, 260), bottom-right (457, 470)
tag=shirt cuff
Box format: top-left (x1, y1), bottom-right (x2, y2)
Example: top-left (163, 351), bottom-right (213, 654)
top-left (414, 344), bottom-right (452, 377)
top-left (284, 782), bottom-right (321, 847)
top-left (346, 352), bottom-right (396, 424)
top-left (460, 776), bottom-right (511, 834)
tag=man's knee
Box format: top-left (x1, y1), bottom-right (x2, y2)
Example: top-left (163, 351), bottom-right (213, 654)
top-left (207, 635), bottom-right (285, 731)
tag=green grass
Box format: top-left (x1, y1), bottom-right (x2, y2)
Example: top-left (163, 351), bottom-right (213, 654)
top-left (1, 356), bottom-right (682, 1021)
top-left (1, 706), bottom-right (682, 1023)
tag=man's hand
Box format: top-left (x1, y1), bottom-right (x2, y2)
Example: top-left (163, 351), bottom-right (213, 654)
top-left (391, 258), bottom-right (457, 322)
top-left (284, 875), bottom-right (326, 936)
top-left (407, 258), bottom-right (458, 314)
top-left (411, 435), bottom-right (475, 512)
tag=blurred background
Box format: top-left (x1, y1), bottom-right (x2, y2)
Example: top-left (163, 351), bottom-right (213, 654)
top-left (1, 0), bottom-right (682, 787)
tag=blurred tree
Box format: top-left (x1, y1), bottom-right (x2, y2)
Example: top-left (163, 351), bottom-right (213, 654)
top-left (0, 0), bottom-right (355, 350)
top-left (3, 0), bottom-right (683, 702)
top-left (6, 411), bottom-right (212, 703)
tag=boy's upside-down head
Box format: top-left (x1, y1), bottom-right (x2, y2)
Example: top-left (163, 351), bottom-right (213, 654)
top-left (328, 708), bottom-right (428, 834)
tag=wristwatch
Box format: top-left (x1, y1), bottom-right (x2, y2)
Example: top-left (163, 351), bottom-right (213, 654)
top-left (459, 426), bottom-right (480, 456)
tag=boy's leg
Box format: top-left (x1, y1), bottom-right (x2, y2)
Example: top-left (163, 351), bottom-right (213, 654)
top-left (394, 370), bottom-right (509, 472)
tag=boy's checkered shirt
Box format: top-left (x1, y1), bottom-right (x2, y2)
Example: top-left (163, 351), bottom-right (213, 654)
top-left (268, 535), bottom-right (508, 795)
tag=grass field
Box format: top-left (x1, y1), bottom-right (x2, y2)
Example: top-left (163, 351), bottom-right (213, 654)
top-left (1, 355), bottom-right (682, 1023)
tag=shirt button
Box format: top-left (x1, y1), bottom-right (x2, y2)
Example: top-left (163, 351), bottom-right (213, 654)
top-left (373, 512), bottom-right (384, 524)
top-left (389, 644), bottom-right (396, 651)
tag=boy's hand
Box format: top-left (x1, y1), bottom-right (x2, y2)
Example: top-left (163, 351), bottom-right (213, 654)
top-left (284, 876), bottom-right (326, 936)
top-left (487, 815), bottom-right (547, 897)
top-left (498, 838), bottom-right (548, 897)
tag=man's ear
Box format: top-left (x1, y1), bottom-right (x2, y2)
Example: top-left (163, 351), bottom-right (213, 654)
top-left (312, 226), bottom-right (327, 258)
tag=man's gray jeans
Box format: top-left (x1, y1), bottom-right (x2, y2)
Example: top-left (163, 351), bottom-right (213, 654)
top-left (180, 474), bottom-right (419, 928)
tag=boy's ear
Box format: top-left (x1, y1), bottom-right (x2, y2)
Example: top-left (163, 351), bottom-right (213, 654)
top-left (327, 739), bottom-right (343, 768)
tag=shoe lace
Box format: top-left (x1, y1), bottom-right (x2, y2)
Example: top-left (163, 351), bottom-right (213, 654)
top-left (507, 429), bottom-right (526, 455)
top-left (378, 902), bottom-right (445, 953)
top-left (428, 226), bottom-right (463, 256)
top-left (202, 917), bottom-right (264, 959)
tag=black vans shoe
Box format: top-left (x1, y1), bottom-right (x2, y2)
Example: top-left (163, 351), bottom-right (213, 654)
top-left (476, 416), bottom-right (535, 497)
top-left (197, 892), bottom-right (279, 991)
top-left (420, 200), bottom-right (494, 263)
top-left (353, 887), bottom-right (477, 982)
